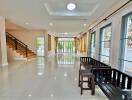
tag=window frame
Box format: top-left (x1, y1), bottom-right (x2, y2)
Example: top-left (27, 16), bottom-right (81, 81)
top-left (119, 12), bottom-right (132, 71)
top-left (90, 31), bottom-right (96, 58)
top-left (99, 23), bottom-right (112, 65)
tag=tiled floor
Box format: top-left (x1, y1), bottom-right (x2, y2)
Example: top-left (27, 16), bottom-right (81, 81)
top-left (0, 54), bottom-right (108, 100)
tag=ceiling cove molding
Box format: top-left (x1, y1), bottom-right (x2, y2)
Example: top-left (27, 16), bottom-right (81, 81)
top-left (44, 3), bottom-right (99, 17)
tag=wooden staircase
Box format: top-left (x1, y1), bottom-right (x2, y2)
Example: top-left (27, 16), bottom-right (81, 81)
top-left (6, 32), bottom-right (36, 59)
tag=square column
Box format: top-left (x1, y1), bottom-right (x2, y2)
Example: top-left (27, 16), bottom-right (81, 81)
top-left (0, 16), bottom-right (8, 66)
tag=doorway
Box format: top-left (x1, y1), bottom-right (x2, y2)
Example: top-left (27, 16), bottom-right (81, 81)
top-left (36, 37), bottom-right (44, 56)
top-left (57, 38), bottom-right (75, 53)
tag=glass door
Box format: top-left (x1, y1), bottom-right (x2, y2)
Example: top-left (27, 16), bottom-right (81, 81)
top-left (36, 37), bottom-right (44, 56)
top-left (57, 38), bottom-right (75, 53)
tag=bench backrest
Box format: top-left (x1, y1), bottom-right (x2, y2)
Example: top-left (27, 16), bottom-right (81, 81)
top-left (80, 57), bottom-right (109, 67)
top-left (112, 69), bottom-right (132, 89)
top-left (80, 57), bottom-right (91, 64)
top-left (92, 68), bottom-right (132, 90)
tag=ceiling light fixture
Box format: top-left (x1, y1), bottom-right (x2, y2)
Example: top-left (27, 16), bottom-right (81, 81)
top-left (50, 94), bottom-right (54, 98)
top-left (67, 3), bottom-right (76, 11)
top-left (28, 94), bottom-right (32, 98)
top-left (25, 22), bottom-right (29, 25)
top-left (63, 32), bottom-right (68, 34)
top-left (37, 72), bottom-right (43, 76)
top-left (49, 23), bottom-right (53, 26)
top-left (84, 24), bottom-right (87, 27)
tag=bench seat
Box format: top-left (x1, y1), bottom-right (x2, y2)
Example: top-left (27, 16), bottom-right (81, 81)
top-left (93, 68), bottom-right (132, 100)
top-left (97, 79), bottom-right (123, 100)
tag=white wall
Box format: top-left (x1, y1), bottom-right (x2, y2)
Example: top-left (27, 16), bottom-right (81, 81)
top-left (89, 2), bottom-right (132, 68)
top-left (47, 33), bottom-right (55, 56)
top-left (50, 35), bottom-right (55, 55)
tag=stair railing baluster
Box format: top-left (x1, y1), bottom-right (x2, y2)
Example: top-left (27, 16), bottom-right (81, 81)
top-left (15, 39), bottom-right (18, 50)
top-left (25, 45), bottom-right (28, 57)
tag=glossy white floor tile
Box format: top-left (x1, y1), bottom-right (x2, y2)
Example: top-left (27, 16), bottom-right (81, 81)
top-left (0, 54), bottom-right (108, 100)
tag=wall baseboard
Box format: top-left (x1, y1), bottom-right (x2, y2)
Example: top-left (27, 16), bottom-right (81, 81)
top-left (14, 58), bottom-right (27, 61)
top-left (0, 62), bottom-right (8, 67)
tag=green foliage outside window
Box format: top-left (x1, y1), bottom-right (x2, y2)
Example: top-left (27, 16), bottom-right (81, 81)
top-left (58, 42), bottom-right (63, 49)
top-left (66, 41), bottom-right (75, 49)
top-left (37, 38), bottom-right (44, 48)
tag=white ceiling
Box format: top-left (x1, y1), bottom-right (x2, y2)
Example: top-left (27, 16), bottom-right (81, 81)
top-left (0, 0), bottom-right (122, 35)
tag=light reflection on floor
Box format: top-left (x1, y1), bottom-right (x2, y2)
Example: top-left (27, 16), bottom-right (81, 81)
top-left (0, 54), bottom-right (107, 100)
top-left (57, 53), bottom-right (75, 65)
top-left (37, 57), bottom-right (45, 76)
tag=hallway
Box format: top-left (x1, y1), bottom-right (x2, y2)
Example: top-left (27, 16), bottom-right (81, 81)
top-left (0, 54), bottom-right (107, 100)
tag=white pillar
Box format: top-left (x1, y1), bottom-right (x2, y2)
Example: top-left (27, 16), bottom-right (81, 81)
top-left (0, 16), bottom-right (8, 66)
top-left (44, 31), bottom-right (48, 57)
top-left (95, 25), bottom-right (100, 60)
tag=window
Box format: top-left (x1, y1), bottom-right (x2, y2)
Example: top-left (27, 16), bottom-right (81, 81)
top-left (90, 32), bottom-right (96, 58)
top-left (119, 13), bottom-right (132, 74)
top-left (36, 37), bottom-right (44, 56)
top-left (99, 24), bottom-right (112, 65)
top-left (48, 34), bottom-right (51, 51)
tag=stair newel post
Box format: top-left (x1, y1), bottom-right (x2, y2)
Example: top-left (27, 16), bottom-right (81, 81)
top-left (15, 39), bottom-right (17, 50)
top-left (25, 45), bottom-right (28, 57)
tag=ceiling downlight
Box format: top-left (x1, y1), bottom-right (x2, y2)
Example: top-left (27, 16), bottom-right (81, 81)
top-left (67, 3), bottom-right (76, 11)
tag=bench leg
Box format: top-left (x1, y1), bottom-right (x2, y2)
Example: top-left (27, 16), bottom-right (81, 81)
top-left (91, 88), bottom-right (95, 95)
top-left (81, 88), bottom-right (83, 95)
top-left (88, 78), bottom-right (91, 88)
top-left (91, 77), bottom-right (95, 95)
top-left (78, 71), bottom-right (80, 87)
top-left (80, 75), bottom-right (83, 95)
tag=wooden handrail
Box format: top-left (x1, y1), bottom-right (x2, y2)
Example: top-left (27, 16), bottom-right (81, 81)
top-left (6, 32), bottom-right (28, 57)
top-left (6, 32), bottom-right (27, 47)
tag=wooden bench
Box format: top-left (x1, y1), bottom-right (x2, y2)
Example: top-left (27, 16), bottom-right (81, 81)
top-left (92, 68), bottom-right (132, 100)
top-left (79, 57), bottom-right (111, 87)
top-left (79, 57), bottom-right (132, 99)
top-left (80, 57), bottom-right (111, 69)
top-left (78, 57), bottom-right (111, 95)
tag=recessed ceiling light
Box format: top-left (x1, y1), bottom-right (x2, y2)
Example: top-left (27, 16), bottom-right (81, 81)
top-left (54, 77), bottom-right (56, 80)
top-left (63, 32), bottom-right (68, 34)
top-left (25, 22), bottom-right (29, 25)
top-left (28, 94), bottom-right (32, 98)
top-left (50, 94), bottom-right (54, 98)
top-left (49, 23), bottom-right (53, 26)
top-left (67, 3), bottom-right (76, 11)
top-left (37, 72), bottom-right (43, 76)
top-left (84, 24), bottom-right (87, 27)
